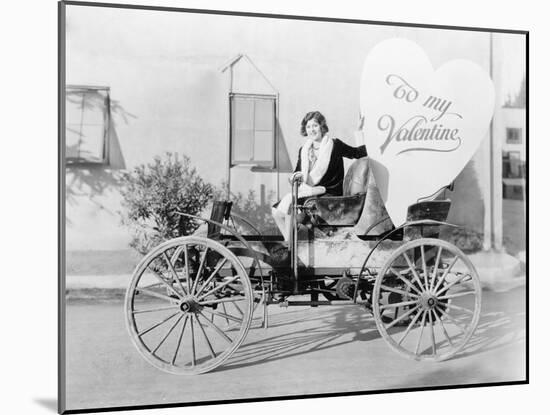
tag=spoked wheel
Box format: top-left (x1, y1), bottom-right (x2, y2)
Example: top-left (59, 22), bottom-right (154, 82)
top-left (125, 236), bottom-right (253, 375)
top-left (373, 238), bottom-right (481, 361)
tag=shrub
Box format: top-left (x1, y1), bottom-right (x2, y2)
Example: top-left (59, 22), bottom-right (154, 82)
top-left (120, 152), bottom-right (213, 255)
top-left (443, 227), bottom-right (484, 253)
top-left (213, 185), bottom-right (278, 234)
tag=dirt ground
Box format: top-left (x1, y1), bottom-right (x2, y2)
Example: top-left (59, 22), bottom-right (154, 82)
top-left (63, 286), bottom-right (526, 412)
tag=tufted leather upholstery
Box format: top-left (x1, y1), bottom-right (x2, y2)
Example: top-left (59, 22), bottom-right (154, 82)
top-left (343, 158), bottom-right (370, 196)
top-left (302, 158), bottom-right (369, 226)
top-left (404, 200), bottom-right (451, 239)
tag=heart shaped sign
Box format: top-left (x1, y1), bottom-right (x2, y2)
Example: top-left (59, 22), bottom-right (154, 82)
top-left (360, 38), bottom-right (495, 226)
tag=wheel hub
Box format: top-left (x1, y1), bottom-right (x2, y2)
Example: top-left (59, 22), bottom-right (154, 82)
top-left (179, 296), bottom-right (202, 313)
top-left (335, 275), bottom-right (355, 299)
top-left (420, 293), bottom-right (438, 310)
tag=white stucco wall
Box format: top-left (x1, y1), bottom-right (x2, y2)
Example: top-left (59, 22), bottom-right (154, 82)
top-left (65, 5), bottom-right (501, 251)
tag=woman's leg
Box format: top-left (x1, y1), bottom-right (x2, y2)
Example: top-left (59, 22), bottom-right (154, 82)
top-left (272, 192), bottom-right (294, 241)
top-left (271, 185), bottom-right (325, 241)
top-left (271, 207), bottom-right (288, 240)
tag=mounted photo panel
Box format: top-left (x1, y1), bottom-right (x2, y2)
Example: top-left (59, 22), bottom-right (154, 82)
top-left (59, 1), bottom-right (528, 413)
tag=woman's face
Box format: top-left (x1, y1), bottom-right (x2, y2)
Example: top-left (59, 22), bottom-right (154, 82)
top-left (305, 118), bottom-right (323, 141)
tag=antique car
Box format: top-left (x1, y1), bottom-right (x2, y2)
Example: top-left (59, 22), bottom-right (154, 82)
top-left (124, 158), bottom-right (481, 374)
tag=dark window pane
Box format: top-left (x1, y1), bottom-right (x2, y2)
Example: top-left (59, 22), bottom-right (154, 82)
top-left (506, 127), bottom-right (522, 144)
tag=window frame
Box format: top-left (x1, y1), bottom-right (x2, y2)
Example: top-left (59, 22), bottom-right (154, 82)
top-left (65, 85), bottom-right (111, 165)
top-left (229, 93), bottom-right (277, 169)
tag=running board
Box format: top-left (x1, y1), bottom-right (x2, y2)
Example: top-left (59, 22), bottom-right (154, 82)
top-left (276, 300), bottom-right (369, 307)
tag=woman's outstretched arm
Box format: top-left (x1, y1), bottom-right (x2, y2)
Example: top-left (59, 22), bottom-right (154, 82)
top-left (335, 138), bottom-right (368, 159)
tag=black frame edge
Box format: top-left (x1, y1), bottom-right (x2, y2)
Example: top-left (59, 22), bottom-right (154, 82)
top-left (524, 30), bottom-right (529, 385)
top-left (62, 0), bottom-right (528, 35)
top-left (61, 380), bottom-right (529, 414)
top-left (58, 1), bottom-right (67, 414)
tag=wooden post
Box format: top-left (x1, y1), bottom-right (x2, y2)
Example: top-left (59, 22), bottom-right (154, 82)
top-left (226, 68), bottom-right (233, 200)
top-left (290, 174), bottom-right (300, 293)
top-left (491, 33), bottom-right (504, 251)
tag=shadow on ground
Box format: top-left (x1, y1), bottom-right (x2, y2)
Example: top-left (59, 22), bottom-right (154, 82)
top-left (222, 287), bottom-right (525, 371)
top-left (454, 287), bottom-right (525, 360)
top-left (223, 306), bottom-right (380, 371)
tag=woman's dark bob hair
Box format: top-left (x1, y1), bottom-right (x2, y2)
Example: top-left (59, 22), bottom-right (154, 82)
top-left (300, 111), bottom-right (329, 137)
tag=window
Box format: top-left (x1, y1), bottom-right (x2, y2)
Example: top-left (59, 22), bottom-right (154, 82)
top-left (502, 151), bottom-right (524, 179)
top-left (506, 127), bottom-right (522, 144)
top-left (230, 94), bottom-right (276, 168)
top-left (66, 85), bottom-right (110, 164)
top-left (508, 151), bottom-right (521, 160)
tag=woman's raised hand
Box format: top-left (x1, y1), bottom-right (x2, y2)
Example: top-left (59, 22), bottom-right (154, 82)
top-left (290, 172), bottom-right (304, 185)
top-left (357, 114), bottom-right (365, 131)
top-left (355, 115), bottom-right (366, 146)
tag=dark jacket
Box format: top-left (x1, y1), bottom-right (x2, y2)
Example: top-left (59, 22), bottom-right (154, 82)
top-left (295, 138), bottom-right (367, 196)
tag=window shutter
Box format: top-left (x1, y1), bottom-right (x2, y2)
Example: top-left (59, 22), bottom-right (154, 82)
top-left (231, 97), bottom-right (254, 163)
top-left (230, 94), bottom-right (276, 167)
top-left (66, 87), bottom-right (110, 164)
top-left (253, 99), bottom-right (274, 165)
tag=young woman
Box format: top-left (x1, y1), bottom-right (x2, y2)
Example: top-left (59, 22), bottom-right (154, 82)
top-left (272, 111), bottom-right (368, 240)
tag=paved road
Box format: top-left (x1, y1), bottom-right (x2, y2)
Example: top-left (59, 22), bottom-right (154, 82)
top-left (64, 287), bottom-right (526, 411)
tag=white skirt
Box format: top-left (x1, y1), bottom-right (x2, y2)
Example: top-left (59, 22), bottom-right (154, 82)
top-left (274, 184), bottom-right (326, 215)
